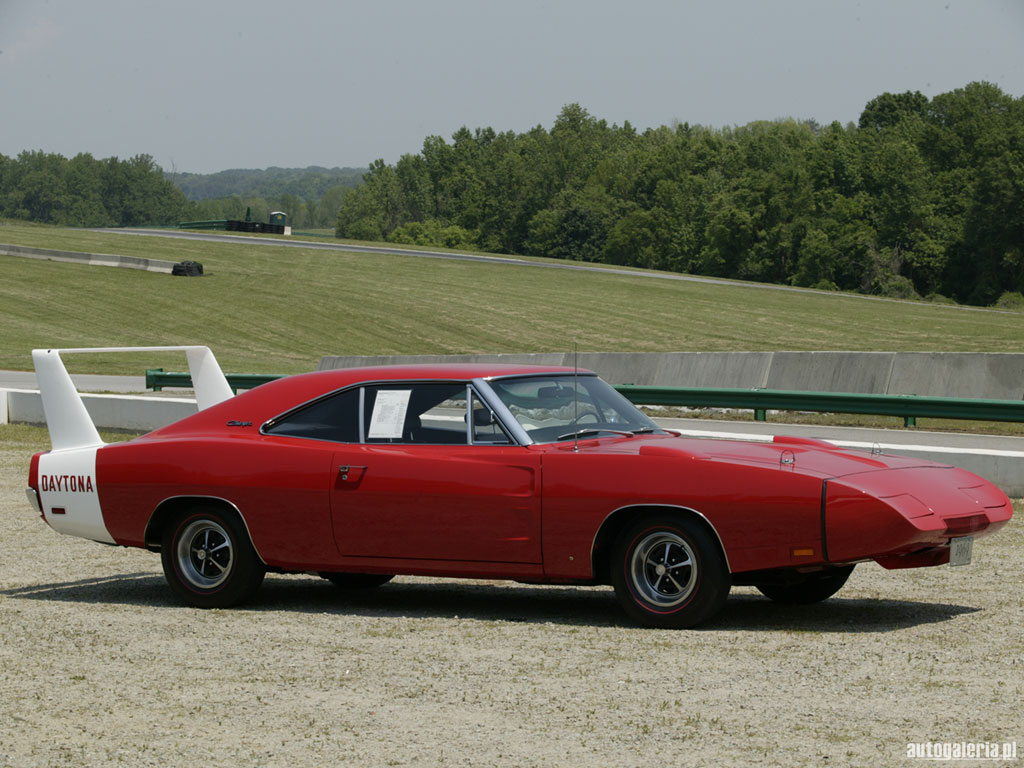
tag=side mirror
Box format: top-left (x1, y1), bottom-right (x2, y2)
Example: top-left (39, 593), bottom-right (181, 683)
top-left (472, 408), bottom-right (496, 427)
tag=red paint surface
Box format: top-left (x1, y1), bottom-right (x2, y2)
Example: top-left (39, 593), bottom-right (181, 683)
top-left (42, 364), bottom-right (1008, 582)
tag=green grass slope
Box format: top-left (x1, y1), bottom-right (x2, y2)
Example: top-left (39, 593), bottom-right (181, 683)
top-left (1, 223), bottom-right (1021, 375)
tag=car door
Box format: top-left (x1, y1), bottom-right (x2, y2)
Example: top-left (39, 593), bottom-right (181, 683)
top-left (330, 382), bottom-right (542, 563)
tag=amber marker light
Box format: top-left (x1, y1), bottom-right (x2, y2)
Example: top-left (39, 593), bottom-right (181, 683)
top-left (792, 548), bottom-right (815, 557)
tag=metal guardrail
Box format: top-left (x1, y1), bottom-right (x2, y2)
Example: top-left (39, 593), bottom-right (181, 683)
top-left (225, 220), bottom-right (286, 234)
top-left (145, 369), bottom-right (283, 394)
top-left (177, 220), bottom-right (229, 230)
top-left (176, 220), bottom-right (286, 234)
top-left (145, 370), bottom-right (1024, 427)
top-left (616, 385), bottom-right (1024, 427)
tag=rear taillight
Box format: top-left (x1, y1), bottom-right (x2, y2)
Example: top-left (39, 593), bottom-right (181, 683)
top-left (28, 452), bottom-right (42, 491)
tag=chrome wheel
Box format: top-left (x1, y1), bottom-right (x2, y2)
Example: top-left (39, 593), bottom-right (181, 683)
top-left (613, 515), bottom-right (728, 628)
top-left (162, 506), bottom-right (264, 608)
top-left (628, 531), bottom-right (698, 608)
top-left (175, 518), bottom-right (233, 590)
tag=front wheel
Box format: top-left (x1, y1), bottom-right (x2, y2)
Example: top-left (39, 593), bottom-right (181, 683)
top-left (611, 515), bottom-right (730, 629)
top-left (161, 505), bottom-right (265, 608)
top-left (755, 565), bottom-right (855, 604)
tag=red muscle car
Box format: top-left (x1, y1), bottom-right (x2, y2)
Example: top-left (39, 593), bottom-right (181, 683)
top-left (26, 347), bottom-right (1013, 628)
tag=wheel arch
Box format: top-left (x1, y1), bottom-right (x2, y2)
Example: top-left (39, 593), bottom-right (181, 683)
top-left (144, 495), bottom-right (266, 565)
top-left (591, 504), bottom-right (731, 584)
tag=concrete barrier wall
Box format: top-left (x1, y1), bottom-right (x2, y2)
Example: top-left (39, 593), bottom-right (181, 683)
top-left (2, 389), bottom-right (197, 432)
top-left (764, 352), bottom-right (896, 393)
top-left (654, 352), bottom-right (773, 389)
top-left (0, 243), bottom-right (177, 274)
top-left (318, 352), bottom-right (1024, 399)
top-left (889, 353), bottom-right (1024, 399)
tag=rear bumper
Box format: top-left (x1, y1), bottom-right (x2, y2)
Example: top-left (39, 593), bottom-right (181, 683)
top-left (25, 487), bottom-right (42, 515)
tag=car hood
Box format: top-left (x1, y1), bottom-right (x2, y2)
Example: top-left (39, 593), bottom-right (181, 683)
top-left (599, 433), bottom-right (949, 479)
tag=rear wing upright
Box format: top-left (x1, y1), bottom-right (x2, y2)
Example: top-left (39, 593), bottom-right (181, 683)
top-left (32, 346), bottom-right (234, 451)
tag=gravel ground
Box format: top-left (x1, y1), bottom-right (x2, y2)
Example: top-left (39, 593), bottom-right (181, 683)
top-left (1, 437), bottom-right (1021, 768)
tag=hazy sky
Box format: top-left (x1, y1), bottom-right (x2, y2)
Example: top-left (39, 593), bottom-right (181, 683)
top-left (2, 0), bottom-right (1022, 174)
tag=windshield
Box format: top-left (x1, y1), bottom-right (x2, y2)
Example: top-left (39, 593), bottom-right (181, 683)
top-left (489, 375), bottom-right (661, 443)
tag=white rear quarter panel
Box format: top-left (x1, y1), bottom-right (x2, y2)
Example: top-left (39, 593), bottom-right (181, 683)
top-left (37, 447), bottom-right (114, 544)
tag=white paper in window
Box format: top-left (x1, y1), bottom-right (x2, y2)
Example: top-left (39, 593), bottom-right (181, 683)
top-left (368, 389), bottom-right (412, 438)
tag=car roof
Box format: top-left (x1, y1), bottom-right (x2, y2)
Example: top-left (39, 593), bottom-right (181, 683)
top-left (309, 363), bottom-right (589, 382)
top-left (145, 364), bottom-right (595, 437)
top-left (271, 364), bottom-right (594, 404)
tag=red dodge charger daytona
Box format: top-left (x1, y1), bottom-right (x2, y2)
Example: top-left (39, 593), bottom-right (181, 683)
top-left (26, 347), bottom-right (1012, 628)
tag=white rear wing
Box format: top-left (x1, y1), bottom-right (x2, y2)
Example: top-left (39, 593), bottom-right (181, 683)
top-left (32, 346), bottom-right (234, 451)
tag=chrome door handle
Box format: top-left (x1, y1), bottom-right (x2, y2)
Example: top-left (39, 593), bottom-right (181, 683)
top-left (338, 465), bottom-right (367, 481)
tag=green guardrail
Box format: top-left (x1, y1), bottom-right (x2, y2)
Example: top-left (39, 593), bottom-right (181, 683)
top-left (145, 370), bottom-right (1024, 427)
top-left (616, 385), bottom-right (1024, 427)
top-left (177, 220), bottom-right (229, 230)
top-left (145, 369), bottom-right (284, 394)
top-left (176, 220), bottom-right (286, 234)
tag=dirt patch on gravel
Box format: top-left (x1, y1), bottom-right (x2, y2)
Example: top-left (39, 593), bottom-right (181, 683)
top-left (1, 440), bottom-right (1020, 767)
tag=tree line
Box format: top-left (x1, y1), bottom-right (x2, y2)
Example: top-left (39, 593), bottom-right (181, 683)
top-left (0, 154), bottom-right (362, 230)
top-left (3, 82), bottom-right (1020, 306)
top-left (335, 82), bottom-right (1024, 307)
top-left (173, 166), bottom-right (362, 201)
top-left (0, 152), bottom-right (190, 228)
top-left (173, 166), bottom-right (363, 229)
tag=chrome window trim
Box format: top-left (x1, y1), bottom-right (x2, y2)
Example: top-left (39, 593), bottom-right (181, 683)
top-left (478, 372), bottom-right (660, 445)
top-left (261, 374), bottom-right (596, 433)
top-left (261, 378), bottom-right (469, 437)
top-left (472, 378), bottom-right (533, 446)
top-left (358, 386), bottom-right (365, 443)
top-left (483, 371), bottom-right (597, 383)
top-left (260, 383), bottom-right (362, 436)
top-left (468, 386), bottom-right (515, 446)
top-left (261, 377), bottom-right (530, 448)
top-left (358, 381), bottom-right (472, 447)
top-left (260, 373), bottom-right (653, 448)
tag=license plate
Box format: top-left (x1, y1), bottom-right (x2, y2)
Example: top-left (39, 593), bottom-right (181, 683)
top-left (950, 536), bottom-right (973, 567)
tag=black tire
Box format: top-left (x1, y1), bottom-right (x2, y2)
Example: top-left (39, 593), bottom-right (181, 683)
top-left (319, 572), bottom-right (394, 589)
top-left (611, 514), bottom-right (730, 629)
top-left (755, 565), bottom-right (855, 604)
top-left (161, 505), bottom-right (265, 608)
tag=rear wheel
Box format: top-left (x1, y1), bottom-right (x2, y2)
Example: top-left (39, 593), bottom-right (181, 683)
top-left (755, 565), bottom-right (855, 604)
top-left (611, 514), bottom-right (729, 629)
top-left (319, 572), bottom-right (394, 589)
top-left (161, 505), bottom-right (265, 608)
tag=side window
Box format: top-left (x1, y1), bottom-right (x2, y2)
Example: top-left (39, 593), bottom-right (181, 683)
top-left (263, 388), bottom-right (360, 443)
top-left (363, 383), bottom-right (469, 444)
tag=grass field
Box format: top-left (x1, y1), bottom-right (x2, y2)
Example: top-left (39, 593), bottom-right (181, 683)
top-left (1, 221), bottom-right (1022, 376)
